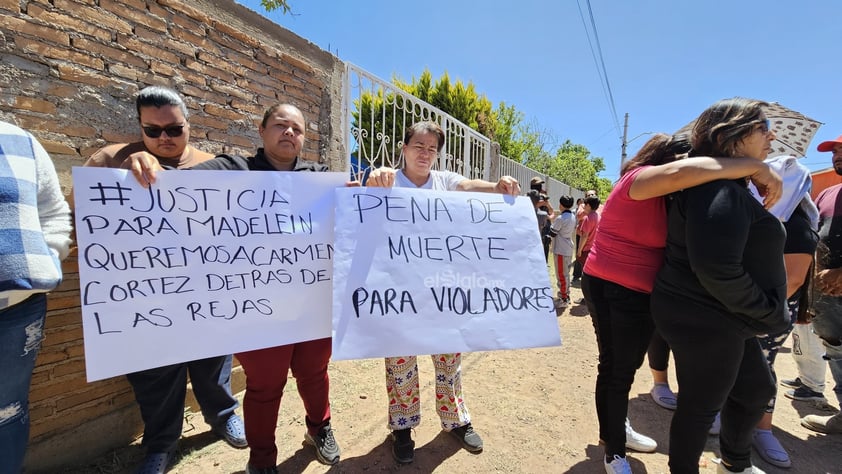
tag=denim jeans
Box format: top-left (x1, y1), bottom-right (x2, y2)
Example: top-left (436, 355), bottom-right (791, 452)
top-left (0, 294), bottom-right (47, 474)
top-left (810, 294), bottom-right (842, 405)
top-left (126, 354), bottom-right (238, 454)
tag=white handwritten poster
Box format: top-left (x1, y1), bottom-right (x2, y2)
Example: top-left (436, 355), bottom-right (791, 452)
top-left (72, 168), bottom-right (347, 381)
top-left (331, 187), bottom-right (562, 360)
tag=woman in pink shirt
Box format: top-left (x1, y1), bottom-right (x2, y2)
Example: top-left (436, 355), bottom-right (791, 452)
top-left (580, 133), bottom-right (782, 474)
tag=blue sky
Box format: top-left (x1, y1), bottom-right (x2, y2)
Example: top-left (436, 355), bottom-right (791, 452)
top-left (236, 0), bottom-right (840, 181)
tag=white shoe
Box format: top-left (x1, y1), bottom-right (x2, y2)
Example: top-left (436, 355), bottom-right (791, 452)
top-left (604, 454), bottom-right (632, 474)
top-left (624, 418), bottom-right (656, 453)
top-left (715, 460), bottom-right (766, 473)
top-left (709, 412), bottom-right (721, 436)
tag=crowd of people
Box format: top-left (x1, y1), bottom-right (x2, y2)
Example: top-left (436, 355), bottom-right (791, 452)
top-left (533, 98), bottom-right (842, 474)
top-left (2, 87), bottom-right (841, 474)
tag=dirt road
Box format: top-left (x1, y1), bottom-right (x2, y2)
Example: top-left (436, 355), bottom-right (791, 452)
top-left (60, 282), bottom-right (841, 474)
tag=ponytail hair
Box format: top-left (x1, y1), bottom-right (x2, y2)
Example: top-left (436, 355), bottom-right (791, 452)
top-left (620, 133), bottom-right (691, 176)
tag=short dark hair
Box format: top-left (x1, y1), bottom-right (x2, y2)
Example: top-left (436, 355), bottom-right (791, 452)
top-left (584, 196), bottom-right (600, 211)
top-left (404, 121), bottom-right (445, 151)
top-left (527, 189), bottom-right (541, 204)
top-left (136, 86), bottom-right (188, 119)
top-left (559, 195), bottom-right (574, 208)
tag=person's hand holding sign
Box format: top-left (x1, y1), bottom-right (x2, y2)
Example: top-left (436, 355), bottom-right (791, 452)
top-left (494, 176), bottom-right (520, 196)
top-left (366, 167), bottom-right (397, 188)
top-left (128, 151), bottom-right (165, 188)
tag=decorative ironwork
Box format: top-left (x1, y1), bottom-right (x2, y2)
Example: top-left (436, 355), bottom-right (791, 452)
top-left (343, 63), bottom-right (491, 180)
top-left (342, 62), bottom-right (582, 201)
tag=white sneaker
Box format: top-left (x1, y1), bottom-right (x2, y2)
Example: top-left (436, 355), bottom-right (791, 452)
top-left (715, 459), bottom-right (766, 474)
top-left (624, 418), bottom-right (656, 453)
top-left (604, 454), bottom-right (632, 474)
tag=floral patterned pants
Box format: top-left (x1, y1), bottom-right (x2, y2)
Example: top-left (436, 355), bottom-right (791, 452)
top-left (385, 353), bottom-right (471, 431)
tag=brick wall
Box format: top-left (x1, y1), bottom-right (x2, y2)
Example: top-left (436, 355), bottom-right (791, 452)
top-left (0, 0), bottom-right (345, 470)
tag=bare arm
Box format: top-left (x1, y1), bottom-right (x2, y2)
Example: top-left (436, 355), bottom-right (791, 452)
top-left (628, 157), bottom-right (782, 208)
top-left (456, 176), bottom-right (520, 195)
top-left (540, 199), bottom-right (555, 217)
top-left (577, 230), bottom-right (589, 257)
top-left (816, 268), bottom-right (842, 296)
top-left (784, 253), bottom-right (813, 298)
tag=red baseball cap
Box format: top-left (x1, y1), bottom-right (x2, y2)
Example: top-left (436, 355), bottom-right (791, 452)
top-left (817, 134), bottom-right (842, 152)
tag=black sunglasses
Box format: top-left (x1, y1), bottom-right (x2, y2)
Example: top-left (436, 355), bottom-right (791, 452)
top-left (142, 125), bottom-right (185, 138)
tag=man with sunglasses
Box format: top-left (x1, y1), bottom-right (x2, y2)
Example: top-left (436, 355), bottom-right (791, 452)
top-left (128, 103), bottom-right (340, 474)
top-left (82, 86), bottom-right (246, 474)
top-left (84, 86), bottom-right (212, 170)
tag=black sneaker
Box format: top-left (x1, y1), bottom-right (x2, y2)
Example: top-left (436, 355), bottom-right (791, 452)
top-left (785, 386), bottom-right (827, 403)
top-left (304, 423), bottom-right (341, 465)
top-left (391, 428), bottom-right (415, 464)
top-left (449, 423), bottom-right (483, 452)
top-left (780, 377), bottom-right (803, 389)
top-left (245, 463), bottom-right (278, 474)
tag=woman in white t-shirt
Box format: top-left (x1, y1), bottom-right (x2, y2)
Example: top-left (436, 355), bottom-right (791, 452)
top-left (365, 121), bottom-right (519, 465)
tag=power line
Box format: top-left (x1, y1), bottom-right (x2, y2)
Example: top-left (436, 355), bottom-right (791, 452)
top-left (576, 0), bottom-right (621, 135)
top-left (585, 0), bottom-right (620, 132)
top-left (575, 1), bottom-right (611, 128)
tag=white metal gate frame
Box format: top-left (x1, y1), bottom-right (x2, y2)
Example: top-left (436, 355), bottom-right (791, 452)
top-left (342, 62), bottom-right (491, 181)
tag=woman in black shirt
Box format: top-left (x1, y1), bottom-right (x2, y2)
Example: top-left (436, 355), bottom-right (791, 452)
top-left (651, 98), bottom-right (789, 474)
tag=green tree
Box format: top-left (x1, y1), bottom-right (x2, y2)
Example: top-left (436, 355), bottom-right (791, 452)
top-left (547, 141), bottom-right (612, 197)
top-left (351, 69), bottom-right (610, 195)
top-left (393, 70), bottom-right (495, 138)
top-left (261, 0), bottom-right (292, 13)
top-left (352, 69), bottom-right (496, 172)
top-left (493, 102), bottom-right (522, 159)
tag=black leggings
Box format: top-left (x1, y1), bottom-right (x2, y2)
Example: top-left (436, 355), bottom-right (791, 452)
top-left (647, 330), bottom-right (671, 372)
top-left (581, 273), bottom-right (655, 457)
top-left (652, 291), bottom-right (774, 474)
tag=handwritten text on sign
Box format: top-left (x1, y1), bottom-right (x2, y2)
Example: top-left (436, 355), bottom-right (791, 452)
top-left (331, 187), bottom-right (562, 360)
top-left (72, 168), bottom-right (347, 381)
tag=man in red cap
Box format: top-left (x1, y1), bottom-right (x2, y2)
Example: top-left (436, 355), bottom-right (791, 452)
top-left (800, 134), bottom-right (842, 434)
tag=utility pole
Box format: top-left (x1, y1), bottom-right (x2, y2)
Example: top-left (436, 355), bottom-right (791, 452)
top-left (620, 112), bottom-right (629, 170)
top-left (621, 116), bottom-right (655, 172)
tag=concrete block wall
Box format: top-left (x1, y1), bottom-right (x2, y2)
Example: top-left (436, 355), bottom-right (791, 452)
top-left (0, 0), bottom-right (345, 470)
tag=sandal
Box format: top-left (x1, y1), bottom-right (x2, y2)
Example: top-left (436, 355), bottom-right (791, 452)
top-left (751, 429), bottom-right (791, 468)
top-left (650, 383), bottom-right (677, 410)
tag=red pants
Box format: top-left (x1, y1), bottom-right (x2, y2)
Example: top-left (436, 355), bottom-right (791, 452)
top-left (236, 338), bottom-right (332, 468)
